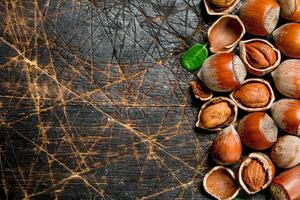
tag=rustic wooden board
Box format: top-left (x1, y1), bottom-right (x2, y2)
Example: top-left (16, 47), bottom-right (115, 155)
top-left (0, 0), bottom-right (270, 199)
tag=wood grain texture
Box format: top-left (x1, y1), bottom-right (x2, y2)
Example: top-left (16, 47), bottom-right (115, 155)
top-left (0, 0), bottom-right (268, 199)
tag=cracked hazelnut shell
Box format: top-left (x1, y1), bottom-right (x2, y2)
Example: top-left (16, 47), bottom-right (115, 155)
top-left (270, 135), bottom-right (300, 169)
top-left (239, 39), bottom-right (281, 76)
top-left (196, 97), bottom-right (238, 131)
top-left (237, 112), bottom-right (278, 150)
top-left (204, 0), bottom-right (240, 15)
top-left (210, 125), bottom-right (242, 165)
top-left (208, 15), bottom-right (246, 53)
top-left (203, 166), bottom-right (240, 200)
top-left (271, 99), bottom-right (300, 135)
top-left (230, 79), bottom-right (275, 112)
top-left (237, 153), bottom-right (275, 194)
top-left (191, 80), bottom-right (213, 101)
top-left (270, 166), bottom-right (300, 200)
top-left (239, 0), bottom-right (280, 36)
top-left (197, 53), bottom-right (247, 92)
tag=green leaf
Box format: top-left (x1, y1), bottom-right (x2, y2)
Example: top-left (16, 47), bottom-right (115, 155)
top-left (180, 43), bottom-right (208, 71)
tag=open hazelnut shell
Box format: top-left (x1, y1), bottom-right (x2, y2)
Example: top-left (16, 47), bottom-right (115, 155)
top-left (203, 166), bottom-right (241, 200)
top-left (204, 0), bottom-right (240, 16)
top-left (237, 153), bottom-right (275, 194)
top-left (196, 97), bottom-right (238, 131)
top-left (239, 39), bottom-right (281, 76)
top-left (191, 79), bottom-right (213, 101)
top-left (230, 78), bottom-right (275, 112)
top-left (208, 15), bottom-right (246, 53)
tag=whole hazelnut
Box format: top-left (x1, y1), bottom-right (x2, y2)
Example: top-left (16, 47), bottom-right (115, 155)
top-left (270, 135), bottom-right (300, 169)
top-left (277, 0), bottom-right (300, 21)
top-left (237, 112), bottom-right (278, 150)
top-left (210, 126), bottom-right (242, 165)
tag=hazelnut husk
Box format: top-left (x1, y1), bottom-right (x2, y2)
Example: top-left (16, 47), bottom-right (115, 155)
top-left (198, 53), bottom-right (247, 92)
top-left (277, 0), bottom-right (300, 22)
top-left (271, 59), bottom-right (300, 99)
top-left (203, 166), bottom-right (241, 200)
top-left (270, 135), bottom-right (300, 169)
top-left (270, 166), bottom-right (300, 200)
top-left (204, 0), bottom-right (240, 16)
top-left (210, 125), bottom-right (242, 165)
top-left (273, 23), bottom-right (300, 58)
top-left (271, 99), bottom-right (300, 135)
top-left (230, 79), bottom-right (275, 112)
top-left (237, 153), bottom-right (275, 194)
top-left (191, 80), bottom-right (213, 101)
top-left (196, 97), bottom-right (238, 131)
top-left (239, 39), bottom-right (281, 76)
top-left (208, 15), bottom-right (246, 53)
top-left (239, 0), bottom-right (280, 36)
top-left (237, 112), bottom-right (278, 150)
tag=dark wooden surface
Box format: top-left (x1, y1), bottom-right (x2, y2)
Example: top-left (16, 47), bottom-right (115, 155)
top-left (0, 0), bottom-right (270, 199)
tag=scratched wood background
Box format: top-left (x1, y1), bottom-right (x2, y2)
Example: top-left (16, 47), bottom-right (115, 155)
top-left (0, 0), bottom-right (272, 199)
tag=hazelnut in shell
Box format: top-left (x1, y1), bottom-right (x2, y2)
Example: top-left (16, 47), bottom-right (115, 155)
top-left (237, 153), bottom-right (275, 194)
top-left (239, 39), bottom-right (281, 76)
top-left (273, 23), bottom-right (300, 58)
top-left (239, 0), bottom-right (280, 36)
top-left (237, 112), bottom-right (278, 150)
top-left (204, 0), bottom-right (239, 16)
top-left (271, 99), bottom-right (300, 135)
top-left (208, 15), bottom-right (246, 53)
top-left (203, 166), bottom-right (240, 200)
top-left (277, 0), bottom-right (300, 22)
top-left (270, 135), bottom-right (300, 169)
top-left (197, 53), bottom-right (247, 92)
top-left (271, 59), bottom-right (300, 99)
top-left (210, 125), bottom-right (242, 165)
top-left (270, 166), bottom-right (300, 200)
top-left (196, 97), bottom-right (238, 131)
top-left (191, 80), bottom-right (213, 101)
top-left (230, 79), bottom-right (275, 112)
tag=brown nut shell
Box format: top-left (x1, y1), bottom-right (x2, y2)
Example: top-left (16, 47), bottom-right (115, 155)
top-left (198, 53), bottom-right (247, 92)
top-left (204, 0), bottom-right (239, 15)
top-left (237, 112), bottom-right (278, 150)
top-left (270, 166), bottom-right (300, 200)
top-left (273, 23), bottom-right (300, 58)
top-left (237, 153), bottom-right (275, 194)
top-left (239, 39), bottom-right (281, 76)
top-left (196, 97), bottom-right (238, 131)
top-left (278, 0), bottom-right (300, 22)
top-left (208, 15), bottom-right (246, 53)
top-left (239, 0), bottom-right (280, 36)
top-left (203, 166), bottom-right (241, 200)
top-left (271, 99), bottom-right (300, 135)
top-left (271, 59), bottom-right (300, 99)
top-left (210, 125), bottom-right (242, 165)
top-left (230, 79), bottom-right (275, 112)
top-left (191, 80), bottom-right (213, 101)
top-left (270, 135), bottom-right (300, 169)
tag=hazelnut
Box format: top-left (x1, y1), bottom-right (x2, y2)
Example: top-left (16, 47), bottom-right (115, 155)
top-left (270, 135), bottom-right (300, 169)
top-left (203, 166), bottom-right (240, 200)
top-left (271, 59), bottom-right (300, 99)
top-left (198, 53), bottom-right (247, 92)
top-left (207, 0), bottom-right (236, 8)
top-left (191, 80), bottom-right (213, 101)
top-left (277, 0), bottom-right (300, 22)
top-left (196, 97), bottom-right (238, 131)
top-left (271, 99), bottom-right (300, 135)
top-left (237, 112), bottom-right (278, 150)
top-left (237, 153), bottom-right (275, 194)
top-left (239, 39), bottom-right (281, 76)
top-left (210, 125), bottom-right (242, 165)
top-left (273, 23), bottom-right (300, 58)
top-left (230, 79), bottom-right (275, 112)
top-left (204, 0), bottom-right (240, 16)
top-left (207, 15), bottom-right (246, 53)
top-left (239, 0), bottom-right (280, 36)
top-left (270, 166), bottom-right (300, 200)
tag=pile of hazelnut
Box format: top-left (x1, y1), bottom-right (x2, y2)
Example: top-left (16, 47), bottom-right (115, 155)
top-left (191, 0), bottom-right (300, 199)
